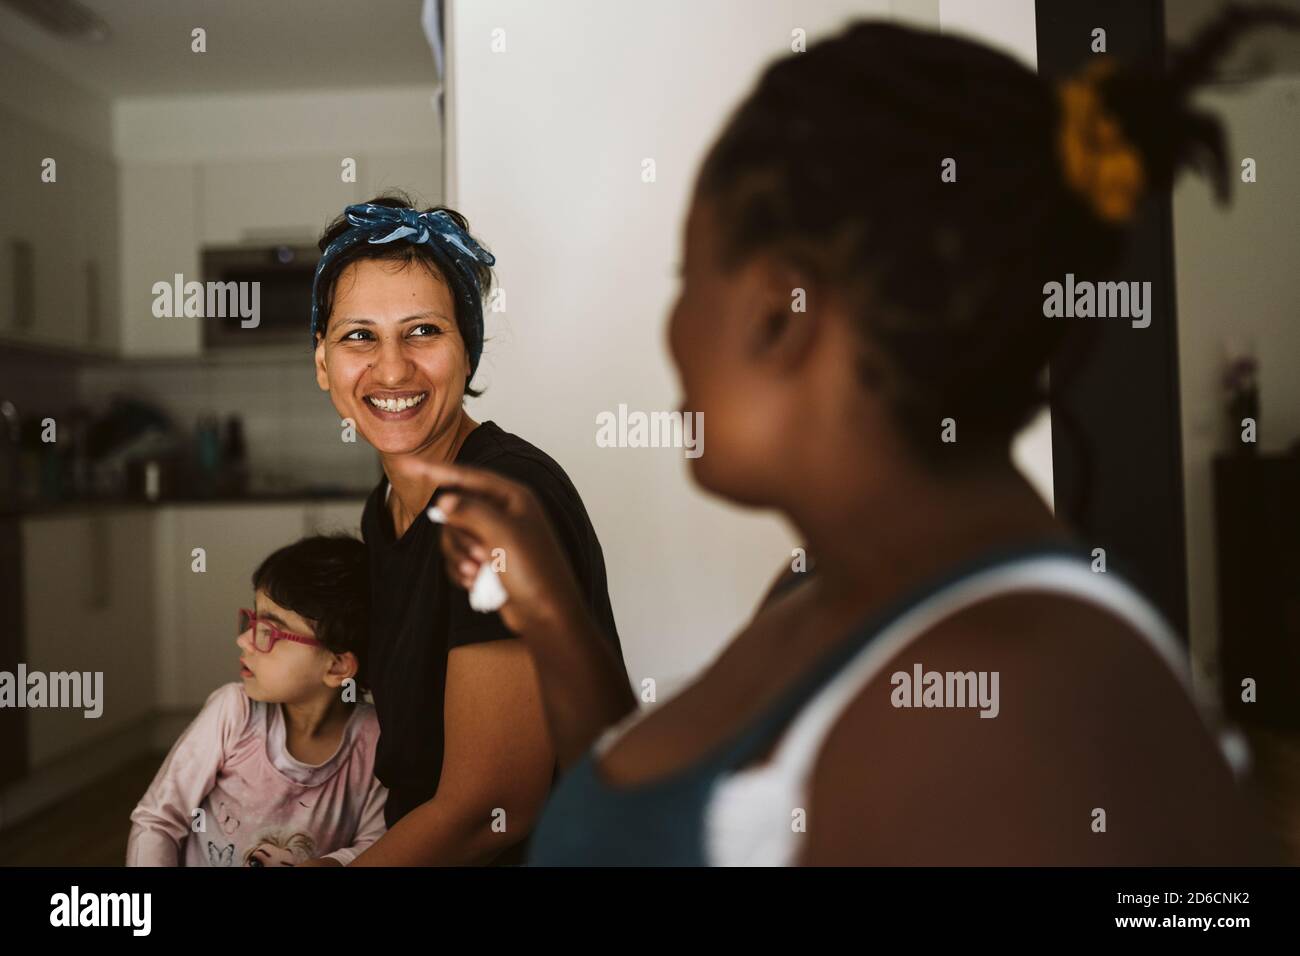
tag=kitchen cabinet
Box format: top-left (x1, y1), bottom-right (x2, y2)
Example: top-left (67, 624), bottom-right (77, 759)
top-left (0, 107), bottom-right (39, 341)
top-left (34, 132), bottom-right (85, 352)
top-left (75, 148), bottom-right (122, 354)
top-left (117, 163), bottom-right (202, 358)
top-left (195, 150), bottom-right (440, 249)
top-left (16, 498), bottom-right (366, 775)
top-left (0, 106), bottom-right (121, 356)
top-left (154, 504), bottom-right (304, 709)
top-left (357, 150), bottom-right (442, 207)
top-left (196, 151), bottom-right (440, 248)
top-left (1, 105), bottom-right (441, 359)
top-left (20, 510), bottom-right (157, 769)
top-left (198, 157), bottom-right (358, 246)
top-left (303, 500), bottom-right (365, 538)
top-left (0, 110), bottom-right (74, 350)
top-left (153, 500), bottom-right (366, 709)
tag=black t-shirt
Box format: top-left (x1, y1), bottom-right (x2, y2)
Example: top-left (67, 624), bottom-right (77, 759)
top-left (360, 420), bottom-right (624, 835)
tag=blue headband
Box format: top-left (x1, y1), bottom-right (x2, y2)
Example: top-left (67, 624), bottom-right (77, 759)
top-left (310, 203), bottom-right (497, 375)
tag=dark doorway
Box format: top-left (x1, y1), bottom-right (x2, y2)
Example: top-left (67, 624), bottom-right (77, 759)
top-left (1036, 0), bottom-right (1189, 637)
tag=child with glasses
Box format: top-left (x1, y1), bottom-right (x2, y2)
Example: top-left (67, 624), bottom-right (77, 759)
top-left (127, 534), bottom-right (386, 866)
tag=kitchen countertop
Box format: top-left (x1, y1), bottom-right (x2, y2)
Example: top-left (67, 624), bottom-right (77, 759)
top-left (2, 488), bottom-right (372, 518)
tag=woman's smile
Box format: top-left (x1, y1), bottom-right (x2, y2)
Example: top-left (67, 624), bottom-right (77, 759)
top-left (364, 389), bottom-right (429, 421)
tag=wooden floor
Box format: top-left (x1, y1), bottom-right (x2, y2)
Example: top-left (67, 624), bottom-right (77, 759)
top-left (0, 752), bottom-right (164, 867)
top-left (1240, 726), bottom-right (1300, 863)
top-left (3, 730), bottom-right (1300, 866)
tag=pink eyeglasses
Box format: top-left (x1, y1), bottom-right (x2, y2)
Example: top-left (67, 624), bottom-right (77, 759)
top-left (238, 608), bottom-right (323, 653)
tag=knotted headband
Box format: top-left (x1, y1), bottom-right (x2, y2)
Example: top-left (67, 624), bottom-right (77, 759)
top-left (310, 203), bottom-right (497, 375)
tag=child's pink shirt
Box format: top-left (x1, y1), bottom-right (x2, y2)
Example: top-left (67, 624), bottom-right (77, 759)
top-left (127, 682), bottom-right (387, 866)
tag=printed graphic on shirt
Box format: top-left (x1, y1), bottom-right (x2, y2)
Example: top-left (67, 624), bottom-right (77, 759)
top-left (207, 842), bottom-right (234, 867)
top-left (241, 828), bottom-right (317, 867)
top-left (216, 799), bottom-right (241, 835)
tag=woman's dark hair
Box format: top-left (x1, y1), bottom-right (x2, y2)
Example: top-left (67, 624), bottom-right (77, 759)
top-left (252, 534), bottom-right (371, 691)
top-left (314, 190), bottom-right (495, 398)
top-left (695, 4), bottom-right (1299, 472)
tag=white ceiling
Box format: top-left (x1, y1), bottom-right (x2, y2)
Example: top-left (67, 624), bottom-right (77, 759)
top-left (0, 0), bottom-right (437, 99)
top-left (1166, 0), bottom-right (1300, 80)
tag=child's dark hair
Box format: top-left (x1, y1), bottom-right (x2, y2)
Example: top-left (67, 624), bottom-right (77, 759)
top-left (252, 534), bottom-right (371, 690)
top-left (314, 190), bottom-right (494, 398)
top-left (695, 4), bottom-right (1299, 470)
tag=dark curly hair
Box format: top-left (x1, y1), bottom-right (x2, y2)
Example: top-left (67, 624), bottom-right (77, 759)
top-left (313, 190), bottom-right (495, 398)
top-left (695, 4), bottom-right (1299, 470)
top-left (252, 534), bottom-right (371, 691)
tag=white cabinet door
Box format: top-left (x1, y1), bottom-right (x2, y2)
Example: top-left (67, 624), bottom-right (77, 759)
top-left (0, 115), bottom-right (79, 350)
top-left (75, 149), bottom-right (122, 355)
top-left (196, 151), bottom-right (440, 247)
top-left (199, 157), bottom-right (358, 246)
top-left (158, 504), bottom-right (307, 709)
top-left (118, 163), bottom-right (202, 357)
top-left (357, 150), bottom-right (442, 207)
top-left (0, 107), bottom-right (38, 340)
top-left (21, 510), bottom-right (157, 768)
top-left (0, 106), bottom-right (122, 355)
top-left (19, 502), bottom-right (370, 767)
top-left (303, 499), bottom-right (367, 538)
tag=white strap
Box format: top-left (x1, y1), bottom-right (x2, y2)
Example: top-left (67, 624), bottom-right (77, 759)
top-left (592, 702), bottom-right (651, 757)
top-left (769, 555), bottom-right (1202, 779)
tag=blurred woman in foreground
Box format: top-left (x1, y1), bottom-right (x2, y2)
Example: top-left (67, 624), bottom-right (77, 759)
top-left (424, 7), bottom-right (1296, 864)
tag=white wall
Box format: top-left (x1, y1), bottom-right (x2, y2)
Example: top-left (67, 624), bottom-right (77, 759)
top-left (446, 0), bottom-right (1047, 692)
top-left (939, 0), bottom-right (1038, 66)
top-left (1173, 75), bottom-right (1300, 691)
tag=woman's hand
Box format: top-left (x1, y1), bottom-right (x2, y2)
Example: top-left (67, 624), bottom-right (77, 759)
top-left (415, 461), bottom-right (635, 766)
top-left (417, 461), bottom-right (586, 636)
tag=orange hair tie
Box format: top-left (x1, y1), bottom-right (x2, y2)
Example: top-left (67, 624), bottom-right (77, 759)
top-left (1056, 59), bottom-right (1146, 224)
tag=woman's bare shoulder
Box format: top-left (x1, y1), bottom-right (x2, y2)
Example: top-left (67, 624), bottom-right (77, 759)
top-left (799, 591), bottom-right (1259, 864)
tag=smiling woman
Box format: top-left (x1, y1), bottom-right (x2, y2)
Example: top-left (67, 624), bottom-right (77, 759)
top-left (310, 192), bottom-right (627, 865)
top-left (318, 256), bottom-right (469, 452)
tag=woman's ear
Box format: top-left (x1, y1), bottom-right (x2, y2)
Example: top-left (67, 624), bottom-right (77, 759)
top-left (747, 257), bottom-right (820, 372)
top-left (314, 334), bottom-right (330, 391)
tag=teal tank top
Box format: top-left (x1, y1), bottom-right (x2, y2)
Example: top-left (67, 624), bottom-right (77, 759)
top-left (528, 539), bottom-right (1097, 866)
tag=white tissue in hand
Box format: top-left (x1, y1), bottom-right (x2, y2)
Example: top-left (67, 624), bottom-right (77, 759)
top-left (425, 504), bottom-right (506, 612)
top-left (469, 562), bottom-right (508, 613)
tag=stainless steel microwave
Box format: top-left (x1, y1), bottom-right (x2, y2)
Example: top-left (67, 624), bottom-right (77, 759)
top-left (200, 245), bottom-right (320, 349)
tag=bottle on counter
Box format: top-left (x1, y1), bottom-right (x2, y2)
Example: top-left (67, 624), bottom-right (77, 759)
top-left (221, 415), bottom-right (249, 497)
top-left (194, 414), bottom-right (222, 498)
